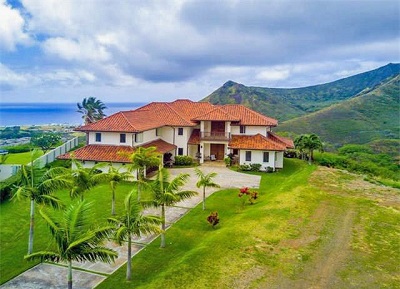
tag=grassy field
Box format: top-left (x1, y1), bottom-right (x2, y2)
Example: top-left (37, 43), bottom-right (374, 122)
top-left (2, 151), bottom-right (44, 165)
top-left (1, 159), bottom-right (399, 288)
top-left (0, 181), bottom-right (137, 284)
top-left (96, 159), bottom-right (400, 289)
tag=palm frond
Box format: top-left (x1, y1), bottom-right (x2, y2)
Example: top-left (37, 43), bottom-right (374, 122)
top-left (25, 251), bottom-right (61, 263)
top-left (36, 194), bottom-right (65, 210)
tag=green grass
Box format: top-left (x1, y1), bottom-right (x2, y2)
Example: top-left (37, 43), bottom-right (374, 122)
top-left (3, 151), bottom-right (44, 165)
top-left (0, 181), bottom-right (137, 284)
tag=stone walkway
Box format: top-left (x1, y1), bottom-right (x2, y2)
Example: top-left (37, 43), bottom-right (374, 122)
top-left (1, 164), bottom-right (260, 289)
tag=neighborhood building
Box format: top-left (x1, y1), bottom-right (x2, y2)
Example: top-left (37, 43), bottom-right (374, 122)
top-left (58, 99), bottom-right (293, 171)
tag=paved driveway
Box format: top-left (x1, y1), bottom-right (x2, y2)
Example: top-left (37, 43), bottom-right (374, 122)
top-left (1, 165), bottom-right (260, 289)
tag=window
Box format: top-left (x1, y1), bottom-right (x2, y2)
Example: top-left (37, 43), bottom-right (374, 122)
top-left (134, 133), bottom-right (143, 143)
top-left (245, 151), bottom-right (251, 162)
top-left (178, 127), bottom-right (184, 135)
top-left (156, 128), bottom-right (160, 136)
top-left (120, 133), bottom-right (126, 143)
top-left (263, 152), bottom-right (269, 162)
top-left (95, 133), bottom-right (101, 142)
top-left (240, 126), bottom-right (246, 134)
top-left (178, 148), bottom-right (184, 155)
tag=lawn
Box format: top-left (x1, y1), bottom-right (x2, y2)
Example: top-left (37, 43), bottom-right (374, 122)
top-left (0, 181), bottom-right (137, 284)
top-left (2, 151), bottom-right (44, 165)
top-left (96, 159), bottom-right (399, 289)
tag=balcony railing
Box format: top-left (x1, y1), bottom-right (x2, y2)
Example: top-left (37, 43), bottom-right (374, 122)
top-left (200, 131), bottom-right (231, 141)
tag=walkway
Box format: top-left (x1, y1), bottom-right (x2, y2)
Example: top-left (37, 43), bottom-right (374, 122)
top-left (1, 165), bottom-right (260, 289)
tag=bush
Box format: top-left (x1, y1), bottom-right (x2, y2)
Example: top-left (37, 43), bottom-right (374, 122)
top-left (250, 163), bottom-right (262, 171)
top-left (265, 166), bottom-right (274, 173)
top-left (1, 144), bottom-right (33, 153)
top-left (238, 164), bottom-right (251, 171)
top-left (174, 155), bottom-right (194, 166)
top-left (206, 212), bottom-right (220, 228)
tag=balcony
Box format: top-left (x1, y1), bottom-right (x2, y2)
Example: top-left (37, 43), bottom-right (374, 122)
top-left (200, 131), bottom-right (231, 141)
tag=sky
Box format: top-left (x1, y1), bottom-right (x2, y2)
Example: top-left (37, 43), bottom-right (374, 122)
top-left (0, 0), bottom-right (399, 104)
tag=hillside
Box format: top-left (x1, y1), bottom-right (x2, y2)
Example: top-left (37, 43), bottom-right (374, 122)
top-left (276, 75), bottom-right (400, 147)
top-left (202, 63), bottom-right (399, 122)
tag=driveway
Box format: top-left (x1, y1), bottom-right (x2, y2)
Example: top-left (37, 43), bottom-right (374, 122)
top-left (0, 165), bottom-right (260, 289)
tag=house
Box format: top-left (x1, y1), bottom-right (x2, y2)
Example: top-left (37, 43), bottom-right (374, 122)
top-left (58, 99), bottom-right (293, 171)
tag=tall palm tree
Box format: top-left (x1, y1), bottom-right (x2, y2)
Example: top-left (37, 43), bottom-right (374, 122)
top-left (93, 164), bottom-right (132, 215)
top-left (77, 97), bottom-right (107, 125)
top-left (108, 191), bottom-right (160, 281)
top-left (294, 134), bottom-right (323, 164)
top-left (13, 150), bottom-right (69, 254)
top-left (68, 160), bottom-right (103, 201)
top-left (194, 168), bottom-right (220, 210)
top-left (129, 146), bottom-right (161, 201)
top-left (144, 166), bottom-right (197, 248)
top-left (25, 201), bottom-right (117, 289)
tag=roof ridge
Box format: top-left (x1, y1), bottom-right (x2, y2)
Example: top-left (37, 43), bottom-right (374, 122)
top-left (120, 111), bottom-right (138, 131)
top-left (165, 102), bottom-right (193, 126)
top-left (223, 104), bottom-right (278, 124)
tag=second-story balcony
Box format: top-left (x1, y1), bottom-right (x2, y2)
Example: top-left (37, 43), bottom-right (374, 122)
top-left (200, 131), bottom-right (231, 141)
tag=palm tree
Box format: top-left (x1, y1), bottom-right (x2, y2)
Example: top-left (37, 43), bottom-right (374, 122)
top-left (144, 166), bottom-right (197, 248)
top-left (194, 168), bottom-right (220, 210)
top-left (13, 150), bottom-right (69, 254)
top-left (108, 191), bottom-right (160, 281)
top-left (25, 201), bottom-right (117, 289)
top-left (129, 146), bottom-right (161, 201)
top-left (93, 164), bottom-right (132, 215)
top-left (68, 160), bottom-right (103, 201)
top-left (294, 134), bottom-right (323, 164)
top-left (77, 97), bottom-right (107, 125)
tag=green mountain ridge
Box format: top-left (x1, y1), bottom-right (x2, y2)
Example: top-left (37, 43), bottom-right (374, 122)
top-left (276, 75), bottom-right (400, 147)
top-left (202, 63), bottom-right (400, 122)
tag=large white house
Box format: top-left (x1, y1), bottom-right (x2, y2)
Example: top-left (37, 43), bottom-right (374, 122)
top-left (59, 99), bottom-right (293, 171)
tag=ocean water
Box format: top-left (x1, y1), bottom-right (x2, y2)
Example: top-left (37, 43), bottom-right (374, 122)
top-left (0, 102), bottom-right (146, 126)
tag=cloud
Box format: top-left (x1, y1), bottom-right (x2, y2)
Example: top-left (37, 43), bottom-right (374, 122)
top-left (0, 0), bottom-right (31, 50)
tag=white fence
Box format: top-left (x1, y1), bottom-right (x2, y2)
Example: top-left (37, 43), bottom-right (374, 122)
top-left (0, 137), bottom-right (79, 181)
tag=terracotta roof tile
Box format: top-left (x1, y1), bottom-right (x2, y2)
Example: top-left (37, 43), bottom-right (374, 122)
top-left (75, 99), bottom-right (278, 133)
top-left (188, 129), bottom-right (200, 145)
top-left (268, 132), bottom-right (295, 149)
top-left (57, 145), bottom-right (134, 163)
top-left (228, 134), bottom-right (287, 151)
top-left (140, 139), bottom-right (177, 154)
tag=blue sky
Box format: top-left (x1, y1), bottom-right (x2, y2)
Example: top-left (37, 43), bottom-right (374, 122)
top-left (0, 0), bottom-right (399, 103)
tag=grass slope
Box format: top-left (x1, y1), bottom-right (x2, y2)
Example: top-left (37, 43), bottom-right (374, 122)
top-left (276, 75), bottom-right (400, 147)
top-left (97, 159), bottom-right (399, 289)
top-left (203, 63), bottom-right (399, 122)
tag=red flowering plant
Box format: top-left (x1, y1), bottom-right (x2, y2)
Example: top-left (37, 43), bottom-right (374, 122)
top-left (207, 211), bottom-right (219, 228)
top-left (238, 187), bottom-right (258, 206)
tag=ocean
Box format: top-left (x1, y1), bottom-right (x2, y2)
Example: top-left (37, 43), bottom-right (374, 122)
top-left (0, 102), bottom-right (146, 127)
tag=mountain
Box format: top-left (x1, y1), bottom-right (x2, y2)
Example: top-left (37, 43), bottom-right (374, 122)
top-left (202, 63), bottom-right (400, 122)
top-left (276, 75), bottom-right (400, 147)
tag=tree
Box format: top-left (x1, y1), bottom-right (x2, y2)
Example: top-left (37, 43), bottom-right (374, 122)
top-left (194, 168), bottom-right (220, 210)
top-left (25, 201), bottom-right (117, 289)
top-left (129, 146), bottom-right (161, 201)
top-left (108, 192), bottom-right (160, 281)
top-left (77, 97), bottom-right (107, 125)
top-left (30, 132), bottom-right (61, 153)
top-left (12, 149), bottom-right (69, 254)
top-left (144, 166), bottom-right (197, 248)
top-left (68, 160), bottom-right (103, 201)
top-left (93, 165), bottom-right (132, 215)
top-left (294, 134), bottom-right (323, 164)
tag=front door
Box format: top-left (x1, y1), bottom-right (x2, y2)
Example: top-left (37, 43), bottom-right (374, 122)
top-left (210, 144), bottom-right (225, 160)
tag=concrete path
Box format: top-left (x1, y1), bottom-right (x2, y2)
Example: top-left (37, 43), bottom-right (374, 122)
top-left (0, 164), bottom-right (260, 289)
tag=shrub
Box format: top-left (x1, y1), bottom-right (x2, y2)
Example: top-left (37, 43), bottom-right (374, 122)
top-left (238, 187), bottom-right (258, 205)
top-left (238, 164), bottom-right (251, 171)
top-left (250, 163), bottom-right (262, 171)
top-left (206, 212), bottom-right (219, 228)
top-left (1, 144), bottom-right (33, 153)
top-left (265, 166), bottom-right (274, 173)
top-left (174, 155), bottom-right (194, 166)
top-left (224, 157), bottom-right (231, 167)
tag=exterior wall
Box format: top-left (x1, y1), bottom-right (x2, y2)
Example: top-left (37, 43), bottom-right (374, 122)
top-left (72, 160), bottom-right (135, 177)
top-left (239, 150), bottom-right (281, 171)
top-left (230, 126), bottom-right (268, 136)
top-left (159, 126), bottom-right (174, 144)
top-left (188, 144), bottom-right (199, 160)
top-left (89, 132), bottom-right (134, 146)
top-left (174, 127), bottom-right (191, 155)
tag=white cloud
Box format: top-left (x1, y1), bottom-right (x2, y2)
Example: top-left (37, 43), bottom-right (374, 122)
top-left (256, 67), bottom-right (291, 81)
top-left (0, 1), bottom-right (31, 50)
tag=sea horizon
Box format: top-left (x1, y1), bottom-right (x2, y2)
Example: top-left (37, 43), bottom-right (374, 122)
top-left (0, 102), bottom-right (146, 127)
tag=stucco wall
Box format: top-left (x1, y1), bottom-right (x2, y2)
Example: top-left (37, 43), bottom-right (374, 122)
top-left (230, 126), bottom-right (268, 136)
top-left (174, 127), bottom-right (191, 155)
top-left (89, 132), bottom-right (134, 146)
top-left (239, 150), bottom-right (283, 171)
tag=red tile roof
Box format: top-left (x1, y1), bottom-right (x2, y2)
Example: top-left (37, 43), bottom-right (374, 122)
top-left (140, 139), bottom-right (177, 154)
top-left (58, 140), bottom-right (176, 163)
top-left (58, 145), bottom-right (134, 163)
top-left (76, 99), bottom-right (278, 133)
top-left (268, 132), bottom-right (295, 149)
top-left (228, 134), bottom-right (287, 151)
top-left (188, 129), bottom-right (200, 145)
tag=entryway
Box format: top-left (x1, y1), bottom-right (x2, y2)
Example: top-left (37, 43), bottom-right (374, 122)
top-left (210, 144), bottom-right (225, 160)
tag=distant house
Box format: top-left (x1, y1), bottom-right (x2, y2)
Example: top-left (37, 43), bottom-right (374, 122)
top-left (58, 99), bottom-right (293, 171)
